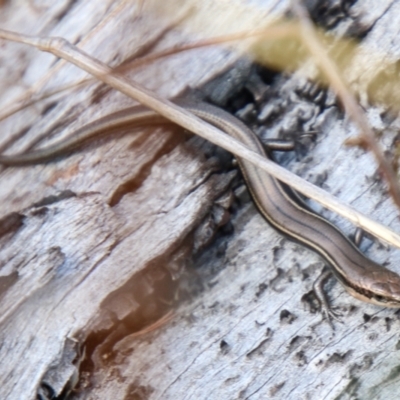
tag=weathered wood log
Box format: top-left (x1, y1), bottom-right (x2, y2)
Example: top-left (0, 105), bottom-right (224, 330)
top-left (1, 1), bottom-right (400, 399)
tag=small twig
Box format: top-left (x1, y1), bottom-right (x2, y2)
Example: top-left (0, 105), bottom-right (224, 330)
top-left (0, 24), bottom-right (295, 123)
top-left (0, 28), bottom-right (399, 249)
top-left (0, 79), bottom-right (90, 124)
top-left (0, 0), bottom-right (132, 125)
top-left (116, 24), bottom-right (297, 72)
top-left (292, 0), bottom-right (400, 211)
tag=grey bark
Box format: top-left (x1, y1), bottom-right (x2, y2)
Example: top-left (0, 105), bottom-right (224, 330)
top-left (1, 1), bottom-right (400, 400)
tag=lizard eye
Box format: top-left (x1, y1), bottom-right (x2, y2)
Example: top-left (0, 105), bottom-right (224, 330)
top-left (372, 294), bottom-right (385, 303)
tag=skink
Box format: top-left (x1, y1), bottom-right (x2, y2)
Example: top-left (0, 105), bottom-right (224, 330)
top-left (1, 99), bottom-right (400, 314)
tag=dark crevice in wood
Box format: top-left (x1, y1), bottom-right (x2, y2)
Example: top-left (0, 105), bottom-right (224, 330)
top-left (108, 128), bottom-right (186, 207)
top-left (0, 271), bottom-right (18, 299)
top-left (114, 18), bottom-right (182, 71)
top-left (77, 247), bottom-right (192, 385)
top-left (32, 190), bottom-right (76, 209)
top-left (75, 188), bottom-right (237, 391)
top-left (124, 381), bottom-right (155, 400)
top-left (90, 84), bottom-right (111, 106)
top-left (0, 212), bottom-right (24, 238)
top-left (306, 0), bottom-right (359, 32)
top-left (53, 0), bottom-right (79, 23)
top-left (40, 101), bottom-right (59, 117)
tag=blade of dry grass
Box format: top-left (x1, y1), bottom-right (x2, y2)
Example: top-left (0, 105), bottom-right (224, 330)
top-left (0, 23), bottom-right (295, 124)
top-left (0, 0), bottom-right (137, 125)
top-left (0, 28), bottom-right (399, 249)
top-left (292, 0), bottom-right (400, 212)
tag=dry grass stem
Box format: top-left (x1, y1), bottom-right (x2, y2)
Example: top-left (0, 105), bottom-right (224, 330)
top-left (0, 0), bottom-right (133, 125)
top-left (292, 0), bottom-right (400, 211)
top-left (0, 24), bottom-right (295, 121)
top-left (0, 28), bottom-right (399, 248)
